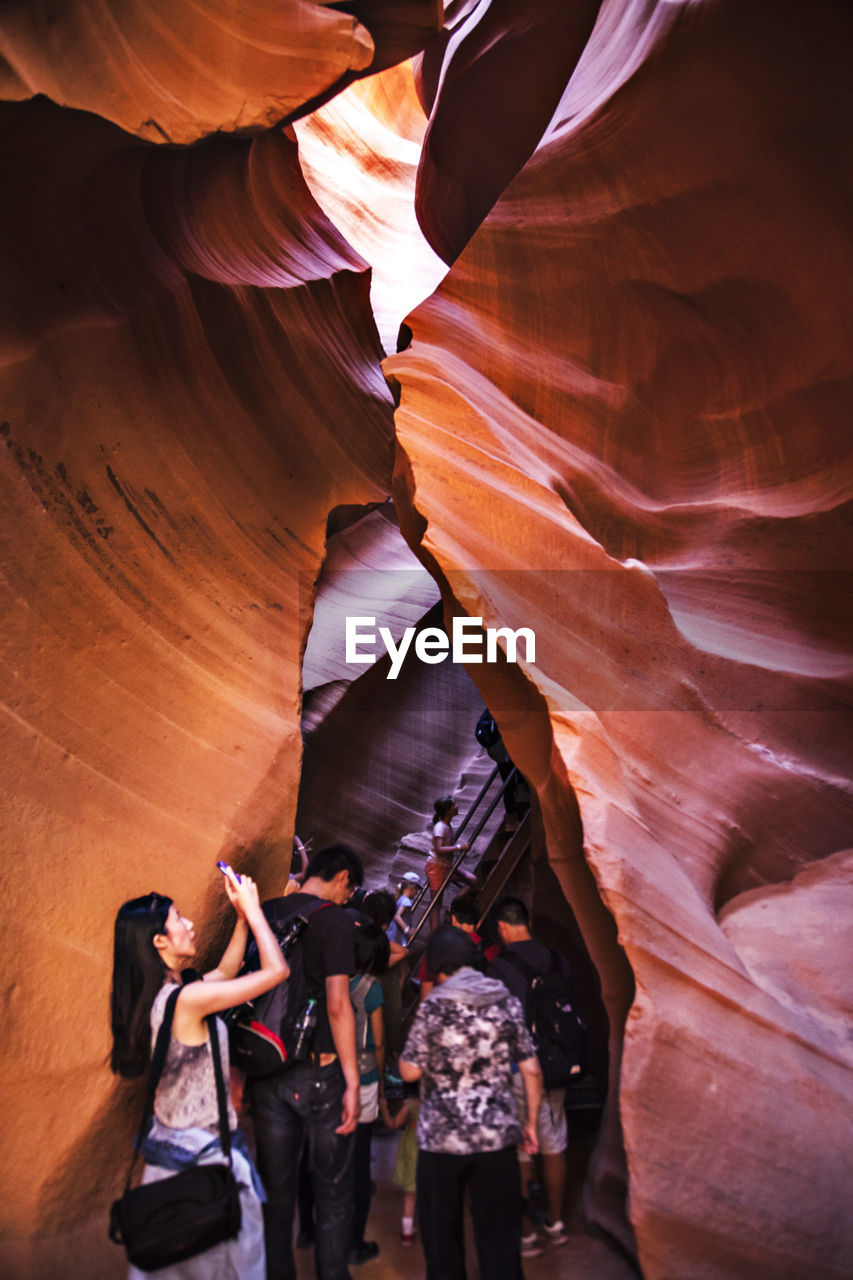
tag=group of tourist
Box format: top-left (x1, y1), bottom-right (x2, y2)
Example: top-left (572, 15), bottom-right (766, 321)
top-left (109, 805), bottom-right (576, 1279)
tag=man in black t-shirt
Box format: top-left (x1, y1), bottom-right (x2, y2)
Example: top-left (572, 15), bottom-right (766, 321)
top-left (249, 845), bottom-right (363, 1280)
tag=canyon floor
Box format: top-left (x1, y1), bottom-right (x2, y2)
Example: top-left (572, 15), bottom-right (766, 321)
top-left (294, 1125), bottom-right (637, 1280)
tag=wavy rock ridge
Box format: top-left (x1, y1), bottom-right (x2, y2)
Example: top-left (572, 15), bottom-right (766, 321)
top-left (0, 1), bottom-right (851, 1277)
top-left (384, 1), bottom-right (853, 1275)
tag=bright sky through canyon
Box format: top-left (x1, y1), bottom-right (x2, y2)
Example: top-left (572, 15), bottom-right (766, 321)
top-left (294, 63), bottom-right (449, 353)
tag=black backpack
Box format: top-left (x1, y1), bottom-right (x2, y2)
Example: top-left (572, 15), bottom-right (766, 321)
top-left (227, 897), bottom-right (330, 1079)
top-left (502, 948), bottom-right (588, 1089)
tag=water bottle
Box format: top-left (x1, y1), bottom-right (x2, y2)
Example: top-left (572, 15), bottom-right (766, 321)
top-left (291, 997), bottom-right (318, 1061)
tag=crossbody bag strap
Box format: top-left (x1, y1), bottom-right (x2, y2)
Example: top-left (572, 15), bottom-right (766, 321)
top-left (207, 1012), bottom-right (232, 1163)
top-left (121, 985), bottom-right (183, 1192)
top-left (263, 895), bottom-right (331, 951)
top-left (277, 895), bottom-right (332, 931)
top-left (123, 985), bottom-right (233, 1192)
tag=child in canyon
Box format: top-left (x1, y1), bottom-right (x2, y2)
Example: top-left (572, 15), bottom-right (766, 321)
top-left (349, 922), bottom-right (390, 1265)
top-left (387, 871), bottom-right (421, 944)
top-left (380, 1086), bottom-right (420, 1246)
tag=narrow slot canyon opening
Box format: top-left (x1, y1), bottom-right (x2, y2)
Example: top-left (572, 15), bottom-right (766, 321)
top-left (295, 498), bottom-right (635, 1264)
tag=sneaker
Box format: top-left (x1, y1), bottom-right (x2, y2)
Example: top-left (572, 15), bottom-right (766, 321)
top-left (401, 1228), bottom-right (415, 1246)
top-left (544, 1219), bottom-right (569, 1246)
top-left (350, 1241), bottom-right (380, 1265)
top-left (521, 1231), bottom-right (543, 1258)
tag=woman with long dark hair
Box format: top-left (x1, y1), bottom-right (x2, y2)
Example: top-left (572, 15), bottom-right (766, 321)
top-left (424, 797), bottom-right (476, 928)
top-left (110, 870), bottom-right (287, 1279)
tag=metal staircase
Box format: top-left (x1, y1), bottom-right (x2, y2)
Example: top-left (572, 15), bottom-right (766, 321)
top-left (404, 764), bottom-right (529, 946)
top-left (396, 764), bottom-right (532, 1022)
top-left (390, 769), bottom-right (608, 1117)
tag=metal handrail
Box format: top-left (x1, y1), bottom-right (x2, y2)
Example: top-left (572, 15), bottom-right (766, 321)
top-left (406, 865), bottom-right (454, 946)
top-left (460, 766), bottom-right (517, 850)
top-left (404, 875), bottom-right (431, 922)
top-left (453, 764), bottom-right (505, 840)
top-left (403, 763), bottom-right (503, 921)
top-left (475, 809), bottom-right (532, 928)
top-left (397, 772), bottom-right (533, 1032)
top-left (406, 767), bottom-right (519, 949)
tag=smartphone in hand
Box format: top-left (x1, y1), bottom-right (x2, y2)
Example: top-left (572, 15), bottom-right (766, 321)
top-left (216, 860), bottom-right (242, 885)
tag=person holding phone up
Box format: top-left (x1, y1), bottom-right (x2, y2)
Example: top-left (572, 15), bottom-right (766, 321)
top-left (110, 867), bottom-right (288, 1279)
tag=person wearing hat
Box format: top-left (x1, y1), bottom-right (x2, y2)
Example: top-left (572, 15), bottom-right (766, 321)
top-left (388, 872), bottom-right (422, 946)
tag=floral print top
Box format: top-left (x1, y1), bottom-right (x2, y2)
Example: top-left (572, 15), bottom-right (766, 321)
top-left (402, 967), bottom-right (535, 1154)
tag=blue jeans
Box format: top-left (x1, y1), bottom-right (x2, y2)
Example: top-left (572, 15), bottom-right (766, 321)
top-left (250, 1060), bottom-right (355, 1280)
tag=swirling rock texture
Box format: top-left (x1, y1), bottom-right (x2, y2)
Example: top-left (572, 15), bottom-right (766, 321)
top-left (383, 0), bottom-right (853, 1277)
top-left (0, 1), bottom-right (445, 1270)
top-left (0, 0), bottom-right (441, 144)
top-left (1, 2), bottom-right (852, 1279)
top-left (298, 504), bottom-right (482, 857)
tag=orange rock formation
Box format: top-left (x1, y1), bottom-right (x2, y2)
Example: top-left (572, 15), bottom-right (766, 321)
top-left (0, 85), bottom-right (394, 1279)
top-left (386, 1), bottom-right (853, 1274)
top-left (0, 1), bottom-right (851, 1277)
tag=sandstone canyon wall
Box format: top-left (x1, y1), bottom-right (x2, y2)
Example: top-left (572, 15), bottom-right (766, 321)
top-left (0, 5), bottom-right (437, 1274)
top-left (0, 1), bottom-right (851, 1278)
top-left (386, 2), bottom-right (853, 1275)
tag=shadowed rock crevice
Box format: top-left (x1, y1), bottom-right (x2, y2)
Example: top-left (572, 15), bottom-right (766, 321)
top-left (299, 500), bottom-right (637, 1255)
top-left (414, 0), bottom-right (602, 264)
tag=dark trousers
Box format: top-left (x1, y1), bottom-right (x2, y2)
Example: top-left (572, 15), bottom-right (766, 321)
top-left (416, 1144), bottom-right (524, 1280)
top-left (351, 1120), bottom-right (374, 1247)
top-left (297, 1144), bottom-right (314, 1241)
top-left (250, 1060), bottom-right (355, 1280)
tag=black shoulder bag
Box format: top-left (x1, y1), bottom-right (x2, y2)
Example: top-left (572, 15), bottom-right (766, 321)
top-left (109, 986), bottom-right (242, 1271)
